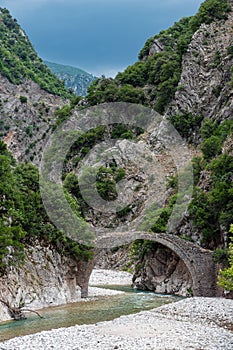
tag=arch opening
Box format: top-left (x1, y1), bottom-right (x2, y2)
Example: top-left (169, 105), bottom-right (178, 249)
top-left (132, 241), bottom-right (194, 296)
top-left (97, 231), bottom-right (216, 297)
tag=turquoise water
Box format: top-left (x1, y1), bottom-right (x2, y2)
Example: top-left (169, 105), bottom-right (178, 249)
top-left (0, 285), bottom-right (178, 342)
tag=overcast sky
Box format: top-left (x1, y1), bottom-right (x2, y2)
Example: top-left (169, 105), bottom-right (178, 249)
top-left (1, 0), bottom-right (203, 76)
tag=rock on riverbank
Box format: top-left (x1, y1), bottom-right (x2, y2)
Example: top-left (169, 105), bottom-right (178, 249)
top-left (1, 297), bottom-right (233, 350)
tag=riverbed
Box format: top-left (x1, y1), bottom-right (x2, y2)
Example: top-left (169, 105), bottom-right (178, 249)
top-left (0, 269), bottom-right (176, 342)
top-left (1, 270), bottom-right (233, 349)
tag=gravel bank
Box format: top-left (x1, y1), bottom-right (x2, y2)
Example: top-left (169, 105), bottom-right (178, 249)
top-left (82, 269), bottom-right (133, 299)
top-left (89, 269), bottom-right (133, 286)
top-left (1, 297), bottom-right (233, 349)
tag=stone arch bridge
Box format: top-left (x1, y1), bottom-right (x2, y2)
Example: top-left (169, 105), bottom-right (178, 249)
top-left (97, 231), bottom-right (216, 297)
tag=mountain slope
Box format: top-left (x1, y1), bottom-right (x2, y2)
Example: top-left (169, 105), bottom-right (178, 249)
top-left (0, 8), bottom-right (75, 164)
top-left (86, 0), bottom-right (232, 120)
top-left (45, 61), bottom-right (97, 96)
top-left (167, 7), bottom-right (233, 132)
top-left (0, 8), bottom-right (70, 98)
top-left (0, 74), bottom-right (65, 163)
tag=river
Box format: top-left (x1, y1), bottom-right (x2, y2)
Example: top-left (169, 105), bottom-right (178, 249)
top-left (0, 285), bottom-right (178, 342)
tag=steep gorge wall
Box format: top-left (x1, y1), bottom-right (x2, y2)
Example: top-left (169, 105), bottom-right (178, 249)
top-left (167, 10), bottom-right (233, 124)
top-left (94, 7), bottom-right (233, 294)
top-left (0, 74), bottom-right (66, 164)
top-left (0, 244), bottom-right (94, 322)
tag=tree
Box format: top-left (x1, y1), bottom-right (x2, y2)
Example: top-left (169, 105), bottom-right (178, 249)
top-left (189, 0), bottom-right (231, 31)
top-left (116, 62), bottom-right (147, 87)
top-left (201, 135), bottom-right (222, 159)
top-left (0, 141), bottom-right (93, 273)
top-left (217, 225), bottom-right (233, 291)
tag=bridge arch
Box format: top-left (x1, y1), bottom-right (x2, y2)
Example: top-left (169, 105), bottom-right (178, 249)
top-left (97, 231), bottom-right (216, 297)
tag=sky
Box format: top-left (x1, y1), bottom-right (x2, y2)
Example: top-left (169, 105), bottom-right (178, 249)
top-left (0, 0), bottom-right (204, 77)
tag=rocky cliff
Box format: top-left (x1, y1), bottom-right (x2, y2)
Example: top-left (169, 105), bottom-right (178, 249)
top-left (0, 243), bottom-right (94, 322)
top-left (0, 10), bottom-right (93, 322)
top-left (0, 74), bottom-right (66, 164)
top-left (0, 7), bottom-right (70, 164)
top-left (167, 9), bottom-right (233, 125)
top-left (132, 243), bottom-right (192, 296)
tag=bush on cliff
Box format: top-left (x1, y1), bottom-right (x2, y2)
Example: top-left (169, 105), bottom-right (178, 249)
top-left (218, 225), bottom-right (233, 291)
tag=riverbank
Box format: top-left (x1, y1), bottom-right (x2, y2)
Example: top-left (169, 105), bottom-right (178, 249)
top-left (1, 297), bottom-right (233, 349)
top-left (89, 268), bottom-right (133, 286)
top-left (77, 268), bottom-right (133, 299)
top-left (86, 269), bottom-right (133, 298)
top-left (0, 269), bottom-right (132, 322)
top-left (1, 270), bottom-right (233, 349)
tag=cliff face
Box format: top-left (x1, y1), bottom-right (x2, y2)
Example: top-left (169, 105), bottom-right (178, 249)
top-left (0, 244), bottom-right (94, 322)
top-left (0, 11), bottom-right (93, 322)
top-left (167, 10), bottom-right (233, 124)
top-left (132, 244), bottom-right (193, 296)
top-left (129, 4), bottom-right (233, 294)
top-left (0, 74), bottom-right (66, 164)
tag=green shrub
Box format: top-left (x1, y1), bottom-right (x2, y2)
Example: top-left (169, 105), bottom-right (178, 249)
top-left (19, 95), bottom-right (27, 103)
top-left (213, 248), bottom-right (229, 264)
top-left (189, 0), bottom-right (231, 31)
top-left (169, 113), bottom-right (203, 139)
top-left (217, 225), bottom-right (233, 291)
top-left (96, 166), bottom-right (117, 201)
top-left (117, 205), bottom-right (131, 218)
top-left (211, 51), bottom-right (221, 68)
top-left (201, 135), bottom-right (222, 159)
top-left (116, 62), bottom-right (147, 87)
top-left (189, 153), bottom-right (233, 248)
top-left (111, 124), bottom-right (133, 139)
top-left (201, 120), bottom-right (218, 140)
top-left (227, 45), bottom-right (233, 58)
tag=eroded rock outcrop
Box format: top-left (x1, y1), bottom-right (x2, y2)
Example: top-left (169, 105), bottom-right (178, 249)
top-left (0, 244), bottom-right (94, 322)
top-left (167, 11), bottom-right (233, 124)
top-left (0, 74), bottom-right (66, 164)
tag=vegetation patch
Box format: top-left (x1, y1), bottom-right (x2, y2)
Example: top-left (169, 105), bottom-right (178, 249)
top-left (0, 141), bottom-right (93, 274)
top-left (0, 9), bottom-right (71, 98)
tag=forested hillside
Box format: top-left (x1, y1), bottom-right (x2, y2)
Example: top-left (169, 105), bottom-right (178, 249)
top-left (0, 8), bottom-right (70, 98)
top-left (0, 7), bottom-right (93, 314)
top-left (45, 61), bottom-right (96, 96)
top-left (0, 140), bottom-right (92, 272)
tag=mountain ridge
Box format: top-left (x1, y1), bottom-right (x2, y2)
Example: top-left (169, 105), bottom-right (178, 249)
top-left (45, 60), bottom-right (97, 96)
top-left (0, 8), bottom-right (70, 98)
